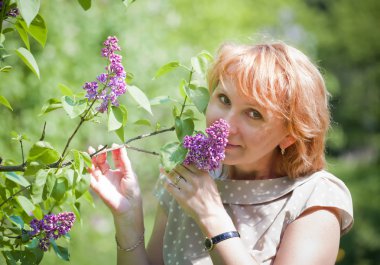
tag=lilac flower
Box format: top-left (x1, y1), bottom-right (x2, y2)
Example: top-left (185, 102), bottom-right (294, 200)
top-left (183, 119), bottom-right (229, 171)
top-left (7, 7), bottom-right (19, 17)
top-left (29, 212), bottom-right (76, 252)
top-left (0, 1), bottom-right (19, 17)
top-left (83, 36), bottom-right (127, 113)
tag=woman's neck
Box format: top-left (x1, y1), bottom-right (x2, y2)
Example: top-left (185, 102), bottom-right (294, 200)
top-left (227, 165), bottom-right (284, 180)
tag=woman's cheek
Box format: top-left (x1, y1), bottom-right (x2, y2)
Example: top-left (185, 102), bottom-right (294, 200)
top-left (205, 102), bottom-right (222, 126)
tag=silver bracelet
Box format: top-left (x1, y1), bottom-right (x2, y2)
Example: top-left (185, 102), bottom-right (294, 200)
top-left (115, 232), bottom-right (145, 252)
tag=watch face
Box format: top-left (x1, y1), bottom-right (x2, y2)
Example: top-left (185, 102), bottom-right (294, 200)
top-left (204, 238), bottom-right (213, 251)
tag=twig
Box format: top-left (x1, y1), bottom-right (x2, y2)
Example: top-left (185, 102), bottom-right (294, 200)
top-left (179, 67), bottom-right (194, 118)
top-left (0, 164), bottom-right (26, 172)
top-left (124, 126), bottom-right (175, 144)
top-left (39, 122), bottom-right (47, 141)
top-left (19, 140), bottom-right (25, 165)
top-left (59, 100), bottom-right (97, 162)
top-left (0, 185), bottom-right (31, 208)
top-left (94, 144), bottom-right (159, 156)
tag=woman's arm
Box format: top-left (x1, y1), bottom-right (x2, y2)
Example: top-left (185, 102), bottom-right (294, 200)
top-left (163, 164), bottom-right (260, 265)
top-left (146, 204), bottom-right (167, 265)
top-left (88, 145), bottom-right (156, 265)
top-left (274, 207), bottom-right (341, 265)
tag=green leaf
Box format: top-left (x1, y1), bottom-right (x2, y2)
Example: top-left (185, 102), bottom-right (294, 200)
top-left (51, 240), bottom-right (70, 261)
top-left (153, 61), bottom-right (180, 79)
top-left (172, 105), bottom-right (180, 118)
top-left (4, 172), bottom-right (30, 187)
top-left (127, 85), bottom-right (152, 114)
top-left (32, 205), bottom-right (43, 220)
top-left (16, 0), bottom-right (41, 27)
top-left (16, 196), bottom-right (35, 215)
top-left (27, 141), bottom-right (60, 164)
top-left (191, 51), bottom-right (212, 77)
top-left (58, 83), bottom-right (74, 96)
top-left (175, 117), bottom-right (194, 142)
top-left (160, 142), bottom-right (188, 172)
top-left (10, 131), bottom-right (29, 142)
top-left (108, 106), bottom-right (124, 131)
top-left (0, 96), bottom-right (13, 111)
top-left (27, 14), bottom-right (48, 47)
top-left (15, 21), bottom-right (30, 50)
top-left (72, 150), bottom-right (85, 174)
top-left (71, 203), bottom-right (81, 224)
top-left (182, 109), bottom-right (195, 119)
top-left (51, 178), bottom-right (67, 202)
top-left (81, 190), bottom-right (95, 207)
top-left (39, 98), bottom-right (62, 116)
top-left (24, 161), bottom-right (44, 177)
top-left (8, 216), bottom-right (24, 230)
top-left (25, 238), bottom-right (44, 263)
top-left (60, 169), bottom-right (75, 188)
top-left (0, 65), bottom-right (13, 72)
top-left (185, 85), bottom-right (210, 114)
top-left (15, 47), bottom-right (40, 78)
top-left (115, 126), bottom-right (125, 142)
top-left (110, 104), bottom-right (127, 141)
top-left (123, 0), bottom-right (136, 8)
top-left (75, 173), bottom-right (90, 199)
top-left (31, 170), bottom-right (48, 204)
top-left (43, 172), bottom-right (56, 200)
top-left (77, 0), bottom-right (92, 10)
top-left (61, 96), bottom-right (87, 119)
top-left (79, 152), bottom-right (92, 168)
top-left (126, 71), bottom-right (134, 83)
top-left (0, 32), bottom-right (5, 45)
top-left (3, 249), bottom-right (39, 265)
top-left (178, 79), bottom-right (187, 98)
top-left (134, 119), bottom-right (151, 127)
top-left (149, 96), bottom-right (172, 106)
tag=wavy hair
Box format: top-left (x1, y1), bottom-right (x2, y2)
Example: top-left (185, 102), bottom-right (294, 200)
top-left (207, 42), bottom-right (330, 178)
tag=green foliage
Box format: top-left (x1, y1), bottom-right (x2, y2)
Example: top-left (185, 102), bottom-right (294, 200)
top-left (14, 47), bottom-right (40, 78)
top-left (0, 0), bottom-right (378, 264)
top-left (0, 2), bottom-right (216, 263)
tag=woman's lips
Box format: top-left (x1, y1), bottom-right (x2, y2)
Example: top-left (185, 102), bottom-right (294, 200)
top-left (226, 143), bottom-right (240, 149)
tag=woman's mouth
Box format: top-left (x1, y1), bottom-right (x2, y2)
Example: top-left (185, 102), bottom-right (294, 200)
top-left (226, 143), bottom-right (240, 149)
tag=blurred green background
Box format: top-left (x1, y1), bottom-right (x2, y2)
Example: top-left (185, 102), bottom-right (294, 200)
top-left (1, 0), bottom-right (379, 264)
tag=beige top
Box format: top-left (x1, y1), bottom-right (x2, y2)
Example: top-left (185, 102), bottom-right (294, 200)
top-left (154, 168), bottom-right (353, 265)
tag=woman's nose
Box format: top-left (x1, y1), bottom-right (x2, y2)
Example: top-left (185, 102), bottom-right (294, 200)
top-left (224, 114), bottom-right (238, 135)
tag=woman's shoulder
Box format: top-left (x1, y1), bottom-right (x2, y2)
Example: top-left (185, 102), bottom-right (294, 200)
top-left (290, 170), bottom-right (354, 234)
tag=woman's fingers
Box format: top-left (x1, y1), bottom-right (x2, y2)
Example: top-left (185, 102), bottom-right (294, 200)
top-left (111, 144), bottom-right (133, 176)
top-left (94, 145), bottom-right (111, 174)
top-left (160, 167), bottom-right (189, 192)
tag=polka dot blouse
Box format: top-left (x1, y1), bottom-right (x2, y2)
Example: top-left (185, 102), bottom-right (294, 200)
top-left (153, 168), bottom-right (353, 265)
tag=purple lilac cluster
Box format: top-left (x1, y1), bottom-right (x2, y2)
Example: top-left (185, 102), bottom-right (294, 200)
top-left (0, 1), bottom-right (19, 17)
top-left (83, 36), bottom-right (127, 113)
top-left (29, 212), bottom-right (76, 251)
top-left (183, 119), bottom-right (229, 171)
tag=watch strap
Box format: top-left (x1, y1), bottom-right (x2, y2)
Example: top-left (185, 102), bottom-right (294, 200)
top-left (205, 231), bottom-right (240, 251)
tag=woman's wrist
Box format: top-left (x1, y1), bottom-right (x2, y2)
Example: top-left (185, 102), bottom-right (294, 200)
top-left (113, 208), bottom-right (145, 246)
top-left (115, 230), bottom-right (145, 251)
top-left (197, 210), bottom-right (236, 238)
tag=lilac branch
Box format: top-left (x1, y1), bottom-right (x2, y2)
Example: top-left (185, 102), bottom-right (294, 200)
top-left (0, 185), bottom-right (31, 208)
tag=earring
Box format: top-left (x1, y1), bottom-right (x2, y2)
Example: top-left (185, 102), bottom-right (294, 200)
top-left (281, 148), bottom-right (285, 156)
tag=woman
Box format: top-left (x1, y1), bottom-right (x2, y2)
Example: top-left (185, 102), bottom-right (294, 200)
top-left (88, 41), bottom-right (353, 265)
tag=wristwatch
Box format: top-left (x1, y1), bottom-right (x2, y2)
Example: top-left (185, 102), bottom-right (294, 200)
top-left (204, 231), bottom-right (240, 251)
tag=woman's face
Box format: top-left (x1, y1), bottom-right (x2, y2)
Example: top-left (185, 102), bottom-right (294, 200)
top-left (206, 78), bottom-right (291, 178)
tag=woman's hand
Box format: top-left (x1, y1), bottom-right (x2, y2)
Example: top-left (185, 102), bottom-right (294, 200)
top-left (162, 164), bottom-right (232, 236)
top-left (88, 145), bottom-right (142, 220)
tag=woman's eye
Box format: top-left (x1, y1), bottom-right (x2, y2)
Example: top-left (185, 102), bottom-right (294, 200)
top-left (218, 94), bottom-right (230, 105)
top-left (247, 109), bottom-right (263, 119)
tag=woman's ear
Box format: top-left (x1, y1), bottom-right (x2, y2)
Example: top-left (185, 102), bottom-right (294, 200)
top-left (279, 135), bottom-right (296, 150)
